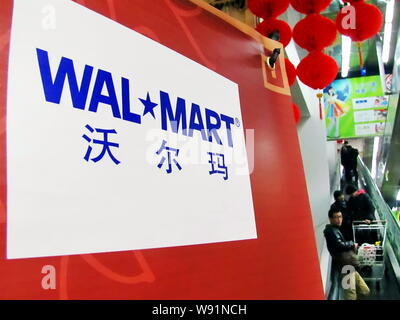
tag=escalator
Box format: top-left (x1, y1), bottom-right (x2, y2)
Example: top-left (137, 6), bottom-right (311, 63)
top-left (357, 157), bottom-right (400, 299)
top-left (327, 157), bottom-right (400, 300)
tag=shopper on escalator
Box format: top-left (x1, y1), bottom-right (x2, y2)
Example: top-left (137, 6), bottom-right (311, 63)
top-left (345, 185), bottom-right (375, 224)
top-left (341, 141), bottom-right (359, 184)
top-left (324, 208), bottom-right (370, 300)
top-left (324, 208), bottom-right (357, 267)
top-left (330, 190), bottom-right (352, 241)
top-left (345, 185), bottom-right (377, 245)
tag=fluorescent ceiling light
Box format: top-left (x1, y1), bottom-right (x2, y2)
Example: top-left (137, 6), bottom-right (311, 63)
top-left (383, 22), bottom-right (392, 63)
top-left (371, 136), bottom-right (380, 179)
top-left (385, 0), bottom-right (395, 23)
top-left (341, 35), bottom-right (351, 78)
top-left (382, 0), bottom-right (395, 64)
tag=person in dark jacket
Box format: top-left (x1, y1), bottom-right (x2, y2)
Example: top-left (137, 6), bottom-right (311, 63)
top-left (330, 190), bottom-right (352, 241)
top-left (348, 146), bottom-right (359, 183)
top-left (341, 142), bottom-right (359, 183)
top-left (324, 208), bottom-right (357, 265)
top-left (345, 185), bottom-right (375, 223)
top-left (340, 141), bottom-right (349, 164)
top-left (345, 185), bottom-right (376, 245)
top-left (324, 208), bottom-right (370, 300)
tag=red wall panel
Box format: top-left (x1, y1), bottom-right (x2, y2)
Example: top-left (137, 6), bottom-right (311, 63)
top-left (0, 0), bottom-right (324, 299)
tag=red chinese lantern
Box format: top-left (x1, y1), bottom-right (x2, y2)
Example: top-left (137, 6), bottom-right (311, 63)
top-left (336, 2), bottom-right (383, 42)
top-left (293, 103), bottom-right (301, 124)
top-left (248, 0), bottom-right (290, 19)
top-left (293, 14), bottom-right (337, 51)
top-left (289, 0), bottom-right (332, 14)
top-left (285, 58), bottom-right (296, 86)
top-left (256, 18), bottom-right (292, 47)
top-left (296, 51), bottom-right (338, 90)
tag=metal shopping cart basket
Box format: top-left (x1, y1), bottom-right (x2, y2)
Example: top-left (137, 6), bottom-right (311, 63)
top-left (352, 220), bottom-right (387, 289)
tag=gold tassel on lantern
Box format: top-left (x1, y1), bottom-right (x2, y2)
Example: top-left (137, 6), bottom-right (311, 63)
top-left (317, 92), bottom-right (323, 120)
top-left (356, 42), bottom-right (363, 68)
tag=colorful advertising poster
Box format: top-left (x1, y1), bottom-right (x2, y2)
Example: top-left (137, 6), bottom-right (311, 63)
top-left (324, 75), bottom-right (388, 139)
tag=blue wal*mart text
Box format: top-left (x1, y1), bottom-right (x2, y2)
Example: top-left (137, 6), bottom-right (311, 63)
top-left (36, 48), bottom-right (236, 148)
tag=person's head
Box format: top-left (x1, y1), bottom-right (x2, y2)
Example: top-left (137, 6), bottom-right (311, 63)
top-left (345, 185), bottom-right (357, 197)
top-left (333, 190), bottom-right (344, 201)
top-left (328, 208), bottom-right (343, 227)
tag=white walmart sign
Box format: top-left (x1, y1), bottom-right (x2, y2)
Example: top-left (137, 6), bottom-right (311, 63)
top-left (6, 0), bottom-right (256, 259)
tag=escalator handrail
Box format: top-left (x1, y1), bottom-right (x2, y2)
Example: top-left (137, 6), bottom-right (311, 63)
top-left (357, 157), bottom-right (400, 233)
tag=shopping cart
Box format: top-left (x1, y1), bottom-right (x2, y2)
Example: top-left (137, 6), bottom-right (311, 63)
top-left (352, 220), bottom-right (387, 289)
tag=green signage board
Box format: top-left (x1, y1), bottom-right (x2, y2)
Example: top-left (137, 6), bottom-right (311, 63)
top-left (324, 75), bottom-right (388, 140)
